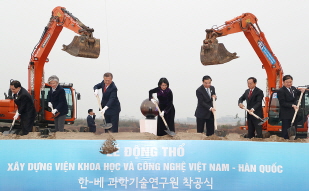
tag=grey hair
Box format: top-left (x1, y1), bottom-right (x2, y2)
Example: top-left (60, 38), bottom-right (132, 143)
top-left (48, 75), bottom-right (59, 83)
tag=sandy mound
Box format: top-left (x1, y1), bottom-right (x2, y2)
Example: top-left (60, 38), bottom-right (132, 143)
top-left (0, 131), bottom-right (308, 143)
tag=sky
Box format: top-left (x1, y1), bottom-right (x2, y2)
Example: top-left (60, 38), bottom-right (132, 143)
top-left (1, 0), bottom-right (308, 121)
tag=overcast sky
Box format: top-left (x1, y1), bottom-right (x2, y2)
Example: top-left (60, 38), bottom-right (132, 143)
top-left (1, 0), bottom-right (308, 121)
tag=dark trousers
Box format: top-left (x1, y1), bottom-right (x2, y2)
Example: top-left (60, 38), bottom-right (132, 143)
top-left (196, 113), bottom-right (214, 136)
top-left (55, 115), bottom-right (66, 132)
top-left (281, 119), bottom-right (293, 139)
top-left (20, 114), bottom-right (35, 135)
top-left (247, 117), bottom-right (262, 138)
top-left (105, 113), bottom-right (119, 133)
top-left (89, 126), bottom-right (96, 133)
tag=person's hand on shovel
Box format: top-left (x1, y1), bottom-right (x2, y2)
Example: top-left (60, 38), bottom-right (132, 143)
top-left (13, 111), bottom-right (20, 120)
top-left (210, 108), bottom-right (216, 112)
top-left (99, 106), bottom-right (108, 116)
top-left (151, 98), bottom-right (158, 104)
top-left (292, 88), bottom-right (306, 110)
top-left (248, 108), bottom-right (255, 115)
top-left (160, 111), bottom-right (165, 117)
top-left (52, 109), bottom-right (58, 115)
top-left (94, 89), bottom-right (99, 96)
top-left (238, 103), bottom-right (245, 109)
top-left (48, 102), bottom-right (53, 109)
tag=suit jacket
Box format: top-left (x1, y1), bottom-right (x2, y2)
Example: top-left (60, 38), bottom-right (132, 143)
top-left (238, 87), bottom-right (264, 119)
top-left (87, 115), bottom-right (96, 131)
top-left (195, 85), bottom-right (216, 119)
top-left (14, 87), bottom-right (36, 118)
top-left (94, 81), bottom-right (121, 115)
top-left (48, 85), bottom-right (68, 117)
top-left (277, 86), bottom-right (301, 120)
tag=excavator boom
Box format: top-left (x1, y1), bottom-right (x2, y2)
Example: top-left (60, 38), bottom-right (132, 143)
top-left (200, 13), bottom-right (283, 98)
top-left (29, 6), bottom-right (100, 113)
top-left (199, 13), bottom-right (306, 135)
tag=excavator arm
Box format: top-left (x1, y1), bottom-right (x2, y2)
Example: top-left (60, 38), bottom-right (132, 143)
top-left (28, 6), bottom-right (100, 113)
top-left (200, 13), bottom-right (283, 102)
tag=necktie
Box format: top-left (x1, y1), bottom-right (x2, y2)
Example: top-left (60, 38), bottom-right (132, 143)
top-left (104, 86), bottom-right (107, 93)
top-left (248, 89), bottom-right (253, 99)
top-left (207, 88), bottom-right (211, 97)
top-left (289, 88), bottom-right (293, 97)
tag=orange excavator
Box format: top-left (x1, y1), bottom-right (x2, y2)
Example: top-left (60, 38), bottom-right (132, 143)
top-left (200, 13), bottom-right (309, 136)
top-left (0, 6), bottom-right (100, 133)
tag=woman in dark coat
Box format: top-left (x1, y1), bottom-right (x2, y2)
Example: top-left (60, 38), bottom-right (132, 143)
top-left (149, 78), bottom-right (175, 136)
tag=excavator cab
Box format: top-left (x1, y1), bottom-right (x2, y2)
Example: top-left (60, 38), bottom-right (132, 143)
top-left (200, 29), bottom-right (238, 65)
top-left (62, 35), bottom-right (100, 58)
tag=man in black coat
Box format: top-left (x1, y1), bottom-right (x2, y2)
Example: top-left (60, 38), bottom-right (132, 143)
top-left (238, 77), bottom-right (264, 138)
top-left (195, 75), bottom-right (216, 136)
top-left (277, 75), bottom-right (306, 139)
top-left (87, 109), bottom-right (96, 133)
top-left (48, 75), bottom-right (68, 132)
top-left (94, 72), bottom-right (121, 132)
top-left (10, 80), bottom-right (36, 135)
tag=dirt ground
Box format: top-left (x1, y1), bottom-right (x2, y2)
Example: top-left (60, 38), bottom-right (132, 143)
top-left (0, 130), bottom-right (308, 143)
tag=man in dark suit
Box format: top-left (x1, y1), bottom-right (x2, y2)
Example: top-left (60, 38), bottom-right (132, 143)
top-left (277, 75), bottom-right (305, 139)
top-left (87, 109), bottom-right (96, 133)
top-left (195, 75), bottom-right (216, 136)
top-left (10, 80), bottom-right (36, 135)
top-left (94, 72), bottom-right (121, 132)
top-left (48, 75), bottom-right (68, 132)
top-left (238, 77), bottom-right (264, 138)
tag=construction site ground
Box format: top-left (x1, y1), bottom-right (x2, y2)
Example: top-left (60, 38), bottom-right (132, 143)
top-left (0, 127), bottom-right (308, 143)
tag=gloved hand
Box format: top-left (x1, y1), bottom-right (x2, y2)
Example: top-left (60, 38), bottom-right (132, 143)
top-left (48, 102), bottom-right (53, 109)
top-left (99, 106), bottom-right (108, 115)
top-left (13, 111), bottom-right (20, 120)
top-left (160, 111), bottom-right (165, 117)
top-left (94, 89), bottom-right (99, 96)
top-left (151, 99), bottom-right (158, 104)
top-left (52, 109), bottom-right (58, 115)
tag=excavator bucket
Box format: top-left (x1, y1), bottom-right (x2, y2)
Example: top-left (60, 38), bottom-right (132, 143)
top-left (200, 40), bottom-right (238, 65)
top-left (62, 35), bottom-right (100, 58)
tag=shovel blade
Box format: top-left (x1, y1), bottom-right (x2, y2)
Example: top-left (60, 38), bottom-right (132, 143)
top-left (165, 130), bottom-right (176, 137)
top-left (214, 130), bottom-right (228, 137)
top-left (200, 42), bottom-right (238, 65)
top-left (288, 126), bottom-right (296, 140)
top-left (62, 36), bottom-right (100, 58)
top-left (3, 129), bottom-right (17, 135)
top-left (100, 123), bottom-right (112, 130)
top-left (258, 117), bottom-right (269, 125)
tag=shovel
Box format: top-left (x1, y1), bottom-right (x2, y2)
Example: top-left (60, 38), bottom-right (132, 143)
top-left (3, 118), bottom-right (17, 135)
top-left (153, 101), bottom-right (176, 137)
top-left (49, 105), bottom-right (60, 119)
top-left (288, 91), bottom-right (304, 140)
top-left (242, 107), bottom-right (269, 125)
top-left (212, 97), bottom-right (227, 137)
top-left (96, 95), bottom-right (112, 129)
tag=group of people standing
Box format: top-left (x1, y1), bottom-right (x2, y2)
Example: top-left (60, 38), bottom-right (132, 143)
top-left (10, 72), bottom-right (307, 139)
top-left (148, 74), bottom-right (306, 139)
top-left (10, 75), bottom-right (68, 135)
top-left (238, 75), bottom-right (306, 139)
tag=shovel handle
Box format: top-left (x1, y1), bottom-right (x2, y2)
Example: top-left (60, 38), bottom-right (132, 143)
top-left (96, 95), bottom-right (106, 120)
top-left (9, 118), bottom-right (16, 131)
top-left (291, 91), bottom-right (304, 124)
top-left (212, 97), bottom-right (218, 130)
top-left (242, 107), bottom-right (262, 120)
top-left (153, 101), bottom-right (169, 128)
